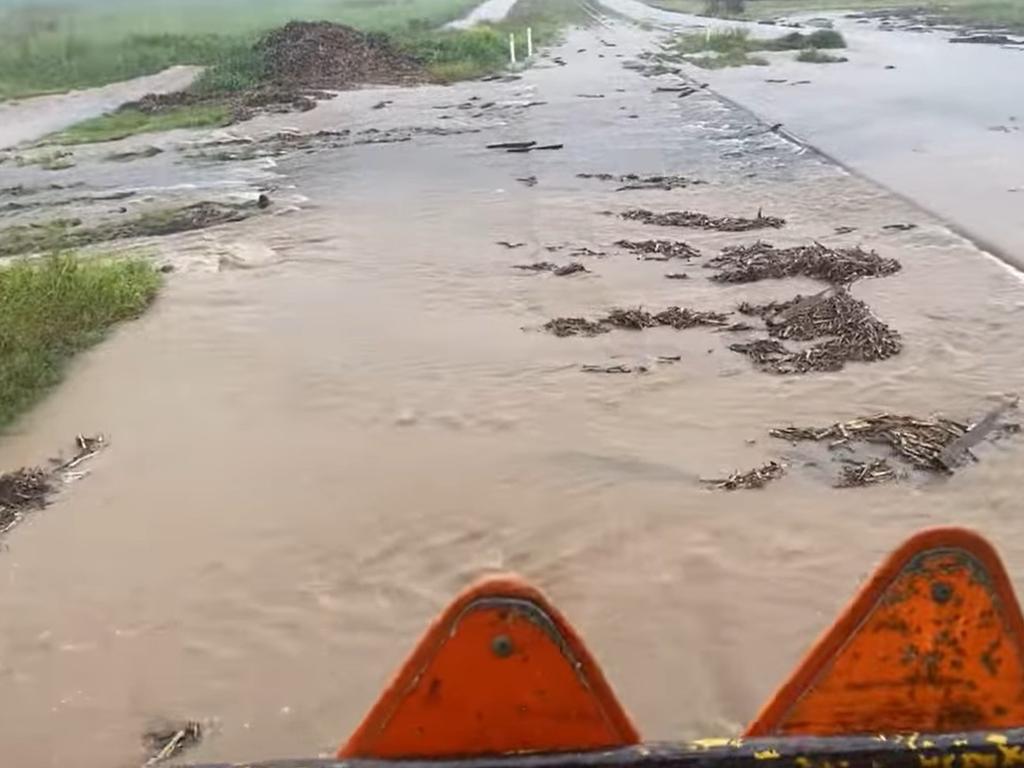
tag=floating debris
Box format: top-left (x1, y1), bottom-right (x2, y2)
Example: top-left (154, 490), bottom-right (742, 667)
top-left (568, 246), bottom-right (606, 257)
top-left (143, 720), bottom-right (203, 766)
top-left (543, 318), bottom-right (609, 337)
top-left (615, 239), bottom-right (701, 260)
top-left (545, 306), bottom-right (730, 336)
top-left (487, 141), bottom-right (535, 150)
top-left (516, 175), bottom-right (538, 187)
top-left (581, 364), bottom-right (648, 374)
top-left (0, 435), bottom-right (105, 537)
top-left (882, 222), bottom-right (917, 232)
top-left (578, 173), bottom-right (702, 191)
top-left (718, 322), bottom-right (756, 332)
top-left (837, 458), bottom-right (899, 487)
top-left (496, 240), bottom-right (526, 249)
top-left (622, 208), bottom-right (785, 232)
top-left (704, 461), bottom-right (785, 490)
top-left (834, 226), bottom-right (857, 234)
top-left (665, 272), bottom-right (689, 279)
top-left (506, 143), bottom-right (564, 153)
top-left (0, 469), bottom-right (51, 536)
top-left (729, 339), bottom-right (790, 366)
top-left (514, 262), bottom-right (588, 276)
top-left (707, 241), bottom-right (901, 284)
top-left (767, 410), bottom-right (1020, 473)
top-left (739, 289), bottom-right (896, 344)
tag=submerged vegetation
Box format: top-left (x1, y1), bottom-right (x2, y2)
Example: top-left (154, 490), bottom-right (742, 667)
top-left (0, 254), bottom-right (159, 428)
top-left (48, 104), bottom-right (233, 145)
top-left (670, 28), bottom-right (846, 68)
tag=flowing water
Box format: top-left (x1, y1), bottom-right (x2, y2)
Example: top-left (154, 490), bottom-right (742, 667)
top-left (1, 18), bottom-right (1023, 768)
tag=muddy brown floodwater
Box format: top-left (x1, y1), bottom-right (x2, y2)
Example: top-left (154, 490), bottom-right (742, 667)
top-left (1, 18), bottom-right (1023, 768)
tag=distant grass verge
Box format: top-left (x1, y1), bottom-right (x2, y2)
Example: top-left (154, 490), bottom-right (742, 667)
top-left (796, 47), bottom-right (848, 62)
top-left (671, 27), bottom-right (845, 67)
top-left (0, 254), bottom-right (159, 429)
top-left (48, 104), bottom-right (232, 145)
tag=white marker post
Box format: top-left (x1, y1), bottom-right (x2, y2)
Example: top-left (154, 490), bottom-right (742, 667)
top-left (509, 33), bottom-right (517, 64)
top-left (527, 27), bottom-right (534, 58)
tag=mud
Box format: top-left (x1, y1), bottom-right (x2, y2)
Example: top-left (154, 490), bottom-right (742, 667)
top-left (707, 242), bottom-right (901, 285)
top-left (622, 208), bottom-right (785, 231)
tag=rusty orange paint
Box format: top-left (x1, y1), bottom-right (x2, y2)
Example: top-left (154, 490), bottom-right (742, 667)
top-left (747, 527), bottom-right (1024, 737)
top-left (340, 575), bottom-right (639, 759)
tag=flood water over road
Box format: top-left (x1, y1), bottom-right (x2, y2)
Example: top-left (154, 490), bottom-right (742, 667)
top-left (601, 0), bottom-right (1024, 261)
top-left (0, 19), bottom-right (1023, 768)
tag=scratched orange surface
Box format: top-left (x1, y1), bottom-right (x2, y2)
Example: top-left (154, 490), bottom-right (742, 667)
top-left (341, 577), bottom-right (638, 758)
top-left (748, 528), bottom-right (1024, 736)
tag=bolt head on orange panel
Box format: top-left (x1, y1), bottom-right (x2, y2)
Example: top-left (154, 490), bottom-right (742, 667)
top-left (747, 527), bottom-right (1024, 737)
top-left (341, 576), bottom-right (639, 759)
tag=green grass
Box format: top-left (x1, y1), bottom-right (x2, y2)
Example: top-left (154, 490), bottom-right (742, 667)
top-left (395, 0), bottom-right (595, 82)
top-left (0, 0), bottom-right (481, 101)
top-left (796, 47), bottom-right (848, 62)
top-left (47, 104), bottom-right (232, 145)
top-left (646, 0), bottom-right (1024, 31)
top-left (0, 253), bottom-right (159, 429)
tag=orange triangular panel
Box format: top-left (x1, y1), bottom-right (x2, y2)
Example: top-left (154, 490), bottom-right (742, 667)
top-left (340, 575), bottom-right (639, 758)
top-left (747, 527), bottom-right (1024, 737)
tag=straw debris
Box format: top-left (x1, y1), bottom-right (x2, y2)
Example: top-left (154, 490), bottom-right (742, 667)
top-left (837, 458), bottom-right (900, 487)
top-left (704, 460), bottom-right (785, 490)
top-left (544, 306), bottom-right (730, 336)
top-left (615, 239), bottom-right (701, 260)
top-left (622, 208), bottom-right (785, 232)
top-left (707, 241), bottom-right (901, 284)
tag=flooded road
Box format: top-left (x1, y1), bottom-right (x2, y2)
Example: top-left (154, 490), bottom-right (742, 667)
top-left (1, 18), bottom-right (1024, 768)
top-left (0, 66), bottom-right (202, 150)
top-left (602, 0), bottom-right (1024, 261)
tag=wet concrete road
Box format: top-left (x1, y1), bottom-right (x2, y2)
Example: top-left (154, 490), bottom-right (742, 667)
top-left (601, 0), bottom-right (1024, 262)
top-left (0, 14), bottom-right (1023, 768)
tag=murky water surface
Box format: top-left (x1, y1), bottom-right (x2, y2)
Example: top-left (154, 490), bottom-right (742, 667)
top-left (1, 19), bottom-right (1023, 768)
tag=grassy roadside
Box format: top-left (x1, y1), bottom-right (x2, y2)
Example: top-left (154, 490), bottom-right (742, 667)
top-left (0, 254), bottom-right (159, 429)
top-left (644, 0), bottom-right (1024, 31)
top-left (36, 0), bottom-right (593, 146)
top-left (0, 0), bottom-right (482, 101)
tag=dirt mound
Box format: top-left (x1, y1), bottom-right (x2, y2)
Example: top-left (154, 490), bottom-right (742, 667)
top-left (258, 21), bottom-right (426, 90)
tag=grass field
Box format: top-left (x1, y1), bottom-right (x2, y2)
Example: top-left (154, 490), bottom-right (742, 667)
top-left (0, 0), bottom-right (482, 100)
top-left (0, 253), bottom-right (159, 429)
top-left (645, 0), bottom-right (1024, 31)
top-left (48, 104), bottom-right (233, 144)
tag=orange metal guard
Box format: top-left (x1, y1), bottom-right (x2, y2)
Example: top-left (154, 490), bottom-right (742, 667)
top-left (340, 576), bottom-right (639, 759)
top-left (747, 527), bottom-right (1024, 737)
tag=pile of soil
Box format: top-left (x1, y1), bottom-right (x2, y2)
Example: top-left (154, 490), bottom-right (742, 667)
top-left (707, 241), bottom-right (901, 285)
top-left (127, 21), bottom-right (427, 123)
top-left (544, 306), bottom-right (730, 336)
top-left (258, 21), bottom-right (426, 90)
top-left (622, 208), bottom-right (785, 232)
